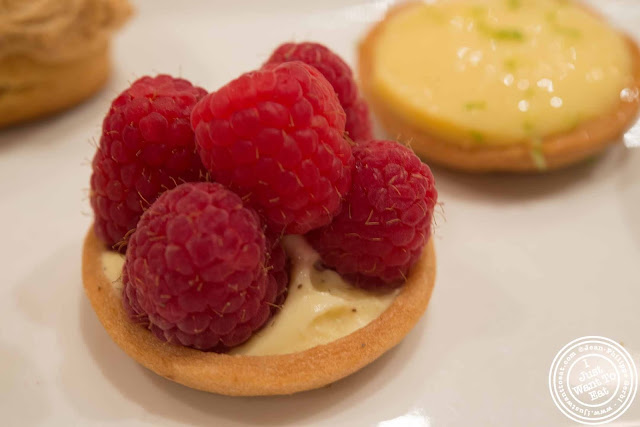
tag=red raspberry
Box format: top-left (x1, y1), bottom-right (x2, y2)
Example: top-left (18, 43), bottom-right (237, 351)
top-left (122, 182), bottom-right (279, 352)
top-left (266, 43), bottom-right (358, 107)
top-left (123, 231), bottom-right (289, 333)
top-left (265, 232), bottom-right (289, 308)
top-left (345, 98), bottom-right (373, 142)
top-left (191, 61), bottom-right (353, 234)
top-left (90, 75), bottom-right (207, 249)
top-left (307, 140), bottom-right (438, 290)
top-left (265, 42), bottom-right (373, 141)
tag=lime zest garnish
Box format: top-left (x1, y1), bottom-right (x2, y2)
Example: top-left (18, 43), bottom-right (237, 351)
top-left (553, 26), bottom-right (581, 38)
top-left (507, 0), bottom-right (522, 10)
top-left (478, 22), bottom-right (525, 42)
top-left (470, 5), bottom-right (487, 18)
top-left (545, 9), bottom-right (581, 38)
top-left (529, 138), bottom-right (547, 170)
top-left (504, 58), bottom-right (518, 72)
top-left (522, 120), bottom-right (534, 133)
top-left (464, 101), bottom-right (487, 111)
top-left (470, 130), bottom-right (485, 143)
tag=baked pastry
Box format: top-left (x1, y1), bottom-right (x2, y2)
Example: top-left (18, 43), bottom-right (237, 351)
top-left (0, 0), bottom-right (131, 128)
top-left (83, 44), bottom-right (438, 395)
top-left (82, 228), bottom-right (436, 396)
top-left (359, 0), bottom-right (640, 172)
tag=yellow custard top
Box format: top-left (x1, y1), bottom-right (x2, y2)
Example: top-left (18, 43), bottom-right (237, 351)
top-left (101, 236), bottom-right (397, 356)
top-left (370, 0), bottom-right (635, 145)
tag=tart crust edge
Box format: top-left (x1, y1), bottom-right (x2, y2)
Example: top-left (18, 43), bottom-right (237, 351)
top-left (82, 226), bottom-right (437, 396)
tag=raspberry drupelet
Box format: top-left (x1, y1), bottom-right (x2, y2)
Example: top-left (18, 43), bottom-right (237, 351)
top-left (265, 42), bottom-right (373, 141)
top-left (307, 140), bottom-right (438, 290)
top-left (90, 75), bottom-right (207, 249)
top-left (191, 61), bottom-right (353, 235)
top-left (265, 231), bottom-right (290, 309)
top-left (122, 182), bottom-right (287, 352)
top-left (344, 97), bottom-right (373, 143)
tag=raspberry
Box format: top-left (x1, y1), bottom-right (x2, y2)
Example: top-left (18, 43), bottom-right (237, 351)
top-left (123, 232), bottom-right (289, 337)
top-left (191, 61), bottom-right (353, 234)
top-left (265, 232), bottom-right (289, 308)
top-left (90, 75), bottom-right (208, 249)
top-left (344, 98), bottom-right (373, 142)
top-left (121, 182), bottom-right (279, 352)
top-left (265, 42), bottom-right (373, 141)
top-left (266, 43), bottom-right (358, 107)
top-left (307, 140), bottom-right (438, 289)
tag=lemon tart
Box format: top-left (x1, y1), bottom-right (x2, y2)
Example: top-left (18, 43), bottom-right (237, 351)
top-left (359, 0), bottom-right (640, 172)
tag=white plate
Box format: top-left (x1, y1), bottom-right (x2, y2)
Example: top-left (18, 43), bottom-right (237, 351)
top-left (1, 1), bottom-right (639, 425)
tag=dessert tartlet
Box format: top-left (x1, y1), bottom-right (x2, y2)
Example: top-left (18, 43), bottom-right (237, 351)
top-left (0, 0), bottom-right (131, 128)
top-left (359, 0), bottom-right (640, 172)
top-left (83, 43), bottom-right (439, 396)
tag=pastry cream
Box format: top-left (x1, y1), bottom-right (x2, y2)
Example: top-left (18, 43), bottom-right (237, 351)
top-left (370, 0), bottom-right (636, 145)
top-left (101, 250), bottom-right (125, 294)
top-left (101, 236), bottom-right (396, 357)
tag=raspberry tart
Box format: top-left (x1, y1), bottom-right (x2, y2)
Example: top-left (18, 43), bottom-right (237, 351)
top-left (83, 50), bottom-right (438, 396)
top-left (359, 0), bottom-right (640, 172)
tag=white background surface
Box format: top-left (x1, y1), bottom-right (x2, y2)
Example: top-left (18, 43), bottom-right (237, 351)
top-left (1, 1), bottom-right (639, 425)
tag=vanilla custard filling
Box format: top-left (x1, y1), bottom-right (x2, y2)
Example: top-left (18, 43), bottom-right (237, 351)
top-left (371, 0), bottom-right (635, 145)
top-left (100, 236), bottom-right (397, 356)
